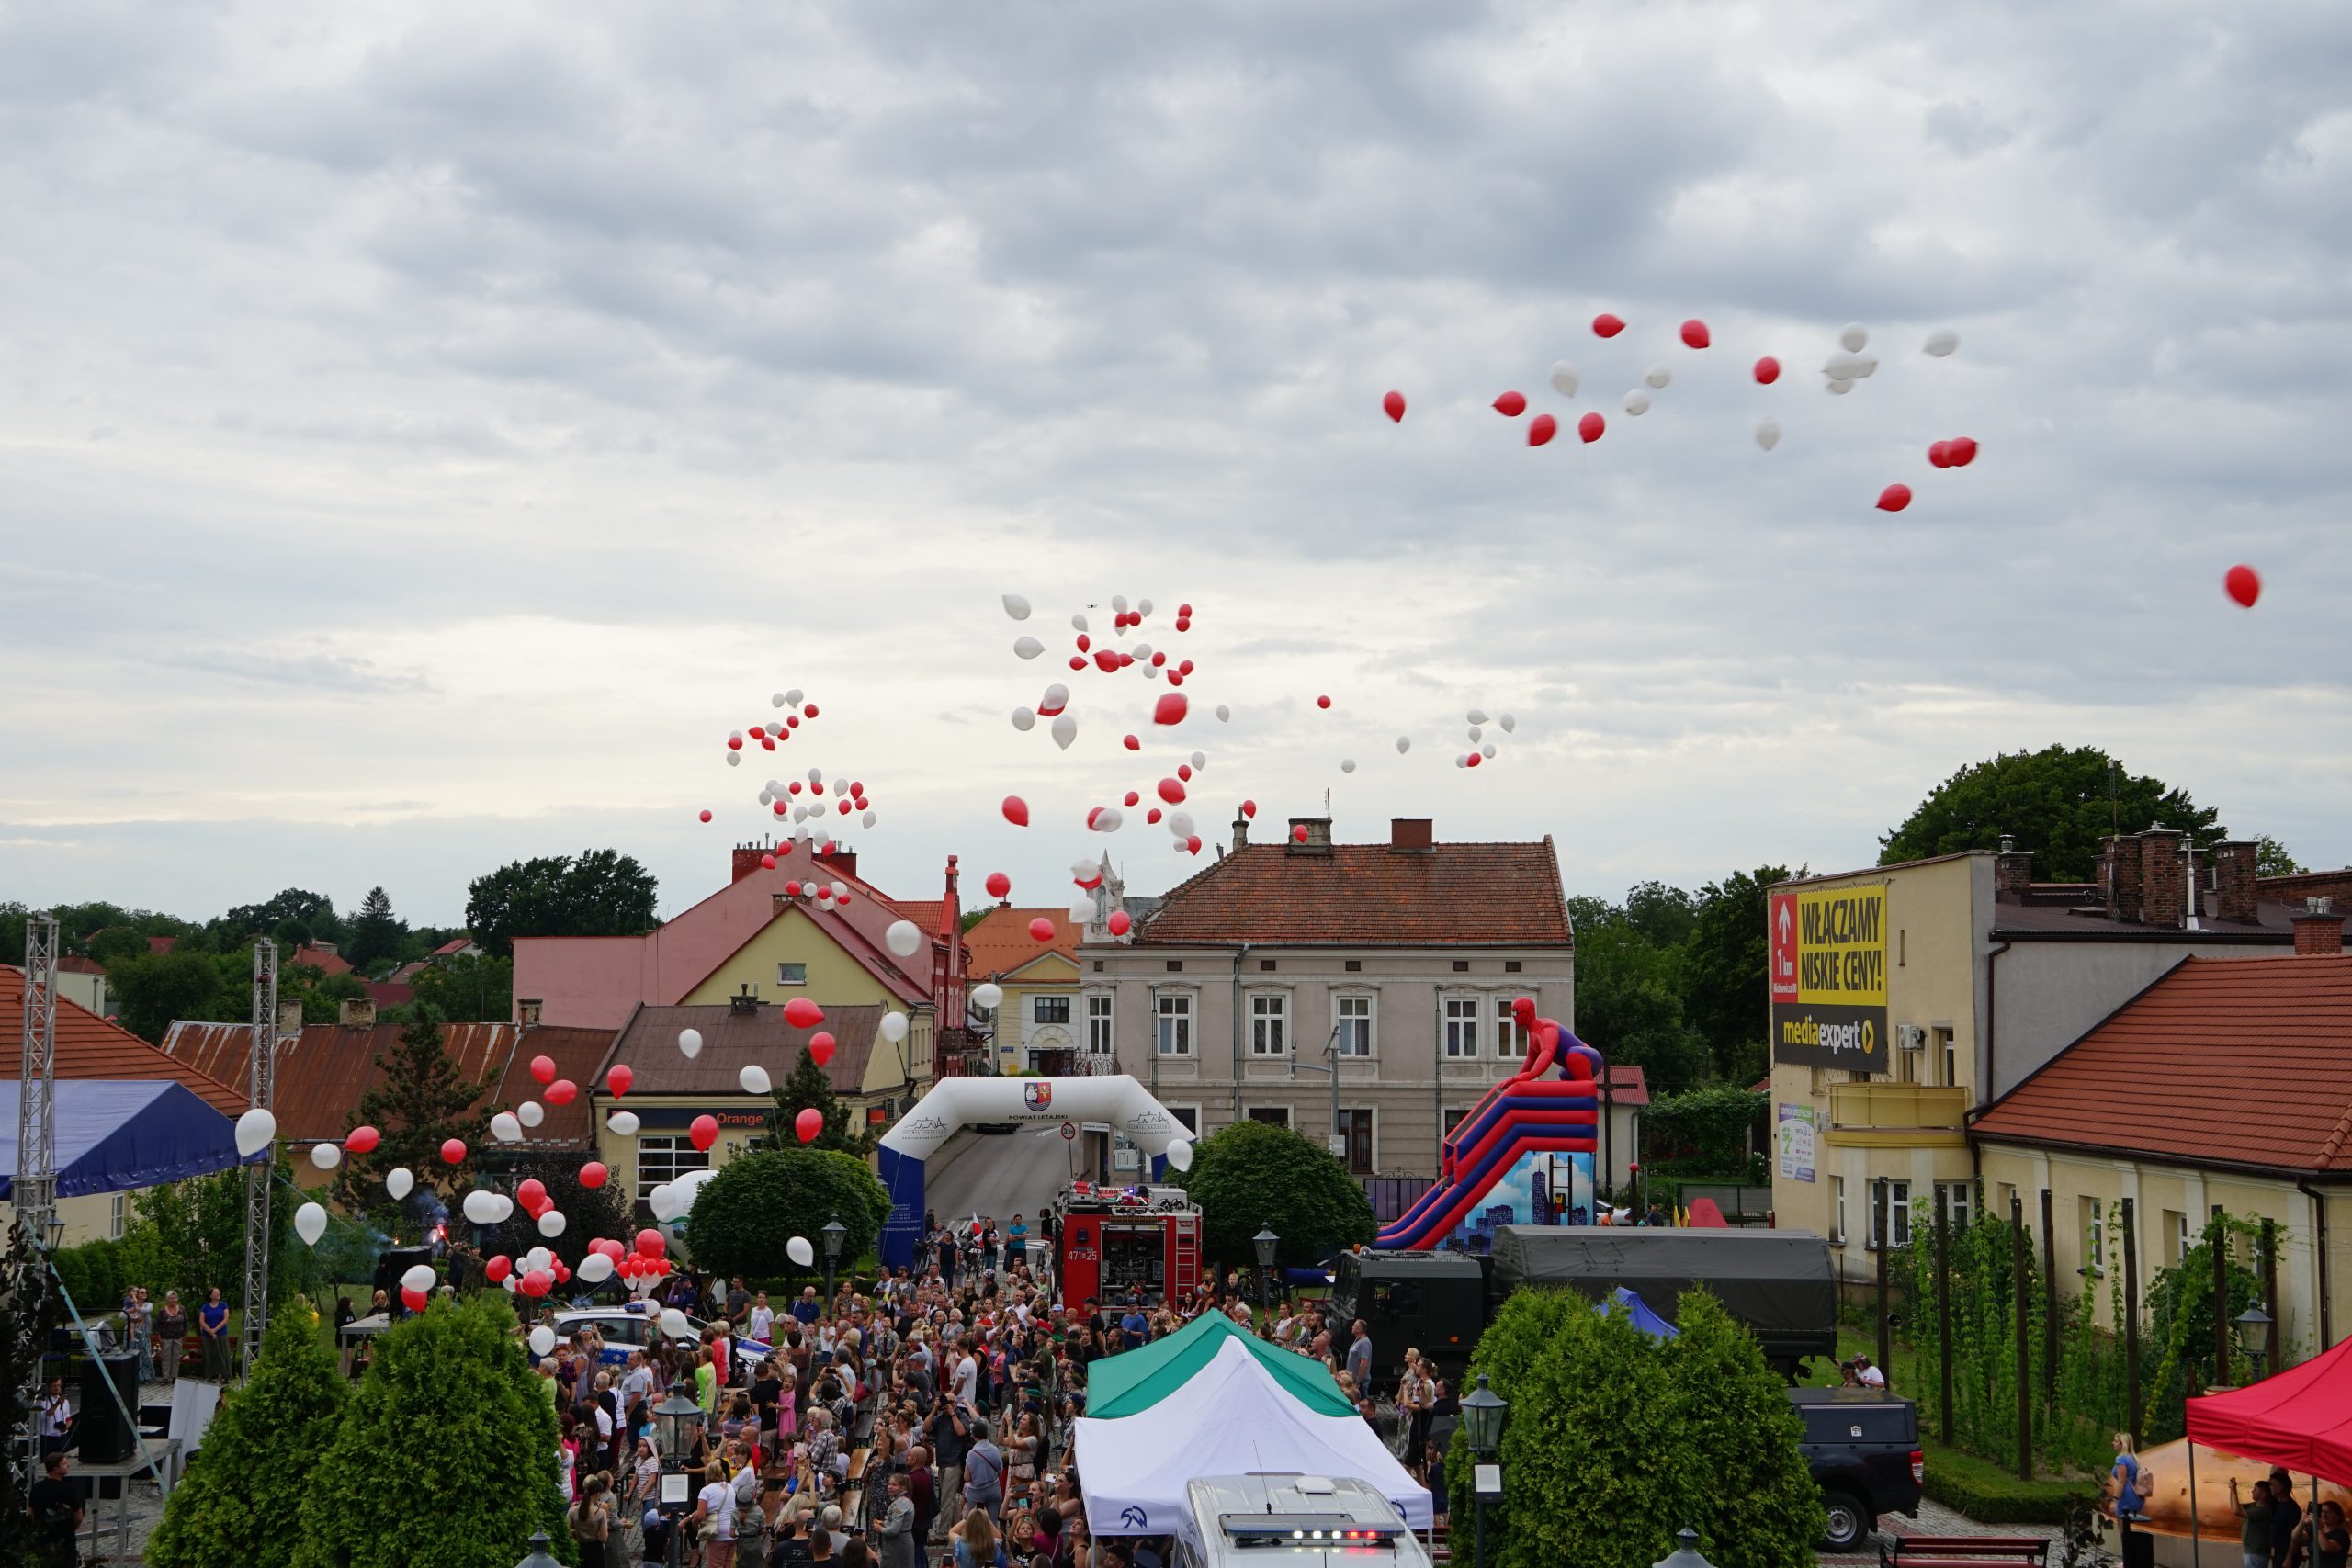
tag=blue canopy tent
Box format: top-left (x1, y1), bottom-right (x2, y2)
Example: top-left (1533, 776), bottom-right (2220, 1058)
top-left (1601, 1285), bottom-right (1679, 1340)
top-left (0, 1079), bottom-right (254, 1199)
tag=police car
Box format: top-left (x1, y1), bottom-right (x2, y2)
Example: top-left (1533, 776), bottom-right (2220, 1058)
top-left (549, 1305), bottom-right (773, 1371)
top-left (1177, 1476), bottom-right (1430, 1568)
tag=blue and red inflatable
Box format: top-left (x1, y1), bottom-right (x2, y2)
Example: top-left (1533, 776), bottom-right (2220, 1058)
top-left (1374, 997), bottom-right (1602, 1249)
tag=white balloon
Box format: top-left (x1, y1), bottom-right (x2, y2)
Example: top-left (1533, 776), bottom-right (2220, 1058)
top-left (1112, 594), bottom-right (1129, 613)
top-left (1499, 714), bottom-right (1517, 733)
top-left (1825, 352), bottom-right (1877, 380)
top-left (1051, 713), bottom-right (1078, 750)
top-left (386, 1166), bottom-right (414, 1201)
top-left (1166, 809), bottom-right (1194, 839)
top-left (502, 1275), bottom-right (517, 1293)
top-left (1826, 379), bottom-right (1853, 397)
top-left (727, 752), bottom-right (741, 767)
top-left (1623, 389), bottom-right (1650, 416)
top-left (678, 1028), bottom-right (704, 1059)
top-left (1756, 416), bottom-right (1781, 450)
top-left (1091, 807), bottom-right (1124, 832)
top-left (1456, 755), bottom-right (1469, 768)
top-left (492, 1194), bottom-right (514, 1223)
top-left (538, 1209), bottom-right (567, 1238)
top-left (1041, 682), bottom-right (1069, 713)
top-left (1012, 707), bottom-right (1035, 732)
top-left (772, 692), bottom-right (787, 708)
top-left (830, 880), bottom-right (848, 901)
top-left (462, 1189), bottom-right (501, 1224)
top-left (884, 919), bottom-right (922, 958)
top-left (608, 1110), bottom-right (640, 1136)
top-left (1069, 899), bottom-right (1097, 924)
top-left (1548, 360), bottom-right (1579, 397)
top-left (1136, 598), bottom-right (1153, 616)
top-left (1340, 760), bottom-right (1356, 773)
top-left (786, 688), bottom-right (804, 706)
top-left (740, 1064), bottom-right (773, 1095)
top-left (1190, 750), bottom-right (1206, 769)
top-left (863, 811), bottom-right (877, 828)
top-left (526, 1247), bottom-right (552, 1272)
top-left (1164, 1138), bottom-right (1194, 1173)
top-left (516, 1100), bottom-right (544, 1129)
top-left (1396, 736), bottom-right (1411, 754)
top-left (1466, 709), bottom-right (1488, 725)
top-left (401, 1263), bottom-right (435, 1294)
top-left (310, 1140), bottom-right (342, 1170)
top-left (1215, 705), bottom-right (1231, 723)
top-left (660, 1308), bottom-right (692, 1341)
top-left (1482, 744), bottom-right (1498, 759)
top-left (1924, 328), bottom-right (1960, 357)
top-left (528, 1325), bottom-right (558, 1356)
top-left (808, 766), bottom-right (822, 784)
top-left (234, 1107), bottom-right (277, 1157)
top-left (576, 1251), bottom-right (614, 1284)
top-left (491, 1111), bottom-right (523, 1142)
top-left (787, 1235), bottom-right (815, 1268)
top-left (1012, 637), bottom-right (1044, 660)
top-left (880, 1012), bottom-right (910, 1043)
top-left (1002, 594), bottom-right (1032, 621)
top-left (1645, 365), bottom-right (1672, 389)
top-left (649, 1184), bottom-right (679, 1222)
top-left (1132, 642), bottom-right (1152, 660)
top-left (972, 982), bottom-right (1004, 1010)
top-left (294, 1202), bottom-right (328, 1247)
top-left (1840, 323), bottom-right (1870, 352)
top-left (1070, 613), bottom-right (1088, 632)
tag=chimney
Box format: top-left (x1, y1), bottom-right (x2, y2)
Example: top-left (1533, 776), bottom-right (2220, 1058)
top-left (1232, 814), bottom-right (1250, 853)
top-left (2139, 829), bottom-right (2186, 930)
top-left (2293, 900), bottom-right (2344, 956)
top-left (2214, 841), bottom-right (2258, 922)
top-left (1285, 818), bottom-right (1334, 854)
top-left (338, 998), bottom-right (377, 1028)
top-left (815, 845), bottom-right (858, 881)
top-left (732, 842), bottom-right (767, 884)
top-left (935, 855), bottom-right (966, 1030)
top-left (729, 983), bottom-right (761, 1016)
top-left (1391, 818), bottom-right (1435, 852)
top-left (517, 998), bottom-right (544, 1028)
top-left (1993, 836), bottom-right (2032, 901)
top-left (2107, 834), bottom-right (2144, 922)
top-left (276, 999), bottom-right (303, 1034)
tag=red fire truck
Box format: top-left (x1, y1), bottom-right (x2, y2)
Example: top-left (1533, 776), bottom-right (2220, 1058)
top-left (1047, 1182), bottom-right (1202, 1308)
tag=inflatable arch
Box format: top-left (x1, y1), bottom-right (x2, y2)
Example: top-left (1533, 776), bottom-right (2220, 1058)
top-left (876, 1075), bottom-right (1195, 1269)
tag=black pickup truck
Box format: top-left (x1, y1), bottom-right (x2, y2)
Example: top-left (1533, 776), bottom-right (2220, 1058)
top-left (1789, 1387), bottom-right (1923, 1551)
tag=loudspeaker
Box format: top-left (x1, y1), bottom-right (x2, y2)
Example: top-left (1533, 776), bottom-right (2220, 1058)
top-left (77, 1352), bottom-right (137, 1464)
top-left (376, 1246), bottom-right (434, 1318)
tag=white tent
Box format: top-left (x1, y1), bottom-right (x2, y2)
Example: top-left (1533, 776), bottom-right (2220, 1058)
top-left (1074, 1337), bottom-right (1433, 1541)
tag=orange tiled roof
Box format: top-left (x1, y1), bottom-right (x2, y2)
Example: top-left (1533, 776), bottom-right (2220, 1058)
top-left (1134, 837), bottom-right (1572, 947)
top-left (0, 968), bottom-right (249, 1114)
top-left (1971, 954), bottom-right (2352, 1174)
top-left (965, 908), bottom-right (1081, 978)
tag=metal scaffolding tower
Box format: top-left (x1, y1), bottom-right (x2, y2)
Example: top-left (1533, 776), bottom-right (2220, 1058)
top-left (14, 912), bottom-right (59, 1493)
top-left (241, 939), bottom-right (277, 1377)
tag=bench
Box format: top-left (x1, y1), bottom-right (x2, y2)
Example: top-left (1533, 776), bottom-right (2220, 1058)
top-left (1883, 1536), bottom-right (2050, 1568)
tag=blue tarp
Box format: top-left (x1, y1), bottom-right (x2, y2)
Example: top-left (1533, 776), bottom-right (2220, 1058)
top-left (1600, 1285), bottom-right (1679, 1340)
top-left (0, 1080), bottom-right (254, 1199)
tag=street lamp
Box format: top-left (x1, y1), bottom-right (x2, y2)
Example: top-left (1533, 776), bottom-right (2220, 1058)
top-left (516, 1531), bottom-right (564, 1568)
top-left (822, 1216), bottom-right (848, 1305)
top-left (1461, 1372), bottom-right (1509, 1568)
top-left (2233, 1303), bottom-right (2275, 1382)
top-left (650, 1384), bottom-right (704, 1568)
top-left (1653, 1526), bottom-right (1715, 1568)
top-left (1252, 1224), bottom-right (1279, 1334)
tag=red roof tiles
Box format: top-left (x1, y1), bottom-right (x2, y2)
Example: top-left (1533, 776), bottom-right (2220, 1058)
top-left (1971, 954), bottom-right (2352, 1174)
top-left (0, 968), bottom-right (247, 1114)
top-left (964, 908), bottom-right (1081, 978)
top-left (1132, 838), bottom-right (1572, 947)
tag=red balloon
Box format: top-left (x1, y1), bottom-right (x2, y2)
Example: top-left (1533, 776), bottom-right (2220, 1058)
top-left (1124, 790), bottom-right (1141, 807)
top-left (1149, 650), bottom-right (1167, 668)
top-left (579, 1161), bottom-right (608, 1190)
top-left (1928, 441), bottom-right (1953, 468)
top-left (1177, 763), bottom-right (1193, 781)
top-left (1157, 777), bottom-right (1186, 804)
top-left (1002, 795), bottom-right (1029, 827)
top-left (1493, 390), bottom-right (1527, 416)
top-left (608, 1064), bottom-right (634, 1096)
top-left (784, 879), bottom-right (801, 897)
top-left (1592, 313), bottom-right (1625, 338)
top-left (1578, 412), bottom-right (1605, 444)
top-left (689, 1114), bottom-right (718, 1152)
top-left (547, 1078), bottom-right (577, 1106)
top-left (552, 1262), bottom-right (569, 1284)
top-left (1467, 752), bottom-right (1483, 768)
top-left (1108, 909), bottom-right (1132, 937)
top-left (485, 1255), bottom-right (513, 1283)
top-left (1147, 807), bottom-right (1163, 825)
top-left (1075, 633), bottom-right (1091, 652)
top-left (1317, 694), bottom-right (1332, 709)
top-left (1123, 734), bottom-right (1140, 750)
top-left (784, 998), bottom-right (825, 1028)
top-left (1068, 656), bottom-right (1086, 671)
top-left (345, 1124), bottom-right (380, 1155)
top-left (698, 810), bottom-right (713, 823)
top-left (636, 1228), bottom-right (666, 1258)
top-left (985, 871), bottom-right (1012, 898)
top-left (1527, 413), bottom-right (1557, 447)
top-left (1241, 799), bottom-right (1257, 818)
top-left (803, 703), bottom-right (820, 718)
top-left (517, 1178), bottom-right (548, 1211)
top-left (1153, 692), bottom-right (1188, 726)
top-left (529, 1055), bottom-right (556, 1085)
top-left (401, 1286), bottom-right (429, 1312)
top-left (519, 1270), bottom-right (551, 1299)
top-left (1877, 483), bottom-right (1914, 513)
top-left (810, 1031), bottom-right (836, 1066)
top-left (795, 1107), bottom-right (824, 1143)
top-left (1029, 917), bottom-right (1056, 942)
top-left (2224, 564), bottom-right (2261, 608)
top-left (1946, 436), bottom-right (1979, 467)
top-left (1185, 835), bottom-right (1203, 854)
top-left (439, 1137), bottom-right (467, 1165)
top-left (728, 736), bottom-right (743, 750)
top-left (1679, 318), bottom-right (1711, 349)
top-left (1753, 356), bottom-right (1781, 385)
top-left (1382, 390), bottom-right (1406, 423)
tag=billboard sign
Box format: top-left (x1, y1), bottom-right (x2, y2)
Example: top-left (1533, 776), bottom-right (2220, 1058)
top-left (1776, 1103), bottom-right (1817, 1183)
top-left (1768, 884), bottom-right (1888, 1073)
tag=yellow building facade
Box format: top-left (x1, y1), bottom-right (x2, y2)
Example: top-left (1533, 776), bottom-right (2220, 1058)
top-left (681, 903), bottom-right (934, 1085)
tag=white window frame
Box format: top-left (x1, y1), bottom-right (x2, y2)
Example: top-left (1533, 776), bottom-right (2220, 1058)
top-left (1936, 1027), bottom-right (1959, 1089)
top-left (1834, 1177), bottom-right (1848, 1245)
top-left (2172, 1210), bottom-right (2191, 1267)
top-left (1442, 996), bottom-right (1480, 1058)
top-left (2084, 1200), bottom-right (2106, 1277)
top-left (1934, 1181), bottom-right (1973, 1233)
top-left (775, 962), bottom-right (808, 987)
top-left (1085, 992), bottom-right (1114, 1055)
top-left (1033, 995), bottom-right (1070, 1025)
top-left (1249, 991), bottom-right (1289, 1057)
top-left (1156, 991), bottom-right (1194, 1056)
top-left (1334, 993), bottom-right (1374, 1057)
top-left (1869, 1180), bottom-right (1912, 1250)
top-left (1493, 996), bottom-right (1522, 1060)
top-left (638, 1134), bottom-right (711, 1191)
top-left (108, 1193), bottom-right (126, 1240)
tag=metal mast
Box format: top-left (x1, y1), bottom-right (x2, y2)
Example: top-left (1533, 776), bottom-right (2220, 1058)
top-left (240, 939), bottom-right (277, 1376)
top-left (14, 912), bottom-right (59, 1492)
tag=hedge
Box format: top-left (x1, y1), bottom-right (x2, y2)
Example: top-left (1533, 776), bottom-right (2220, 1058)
top-left (1917, 1440), bottom-right (2091, 1524)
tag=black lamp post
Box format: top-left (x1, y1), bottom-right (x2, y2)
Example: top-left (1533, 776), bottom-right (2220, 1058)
top-left (822, 1216), bottom-right (848, 1306)
top-left (651, 1388), bottom-right (705, 1568)
top-left (1653, 1526), bottom-right (1714, 1568)
top-left (1252, 1224), bottom-right (1279, 1334)
top-left (1461, 1371), bottom-right (1509, 1568)
top-left (2233, 1303), bottom-right (2275, 1382)
top-left (517, 1531), bottom-right (563, 1568)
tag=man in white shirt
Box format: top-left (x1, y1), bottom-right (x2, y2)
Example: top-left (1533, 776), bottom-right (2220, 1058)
top-left (951, 1342), bottom-right (979, 1409)
top-left (1851, 1353), bottom-right (1888, 1388)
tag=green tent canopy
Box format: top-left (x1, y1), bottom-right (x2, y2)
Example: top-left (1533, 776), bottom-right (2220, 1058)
top-left (1083, 1311), bottom-right (1356, 1419)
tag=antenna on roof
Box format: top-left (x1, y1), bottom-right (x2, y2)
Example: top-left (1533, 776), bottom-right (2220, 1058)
top-left (1252, 1441), bottom-right (1273, 1512)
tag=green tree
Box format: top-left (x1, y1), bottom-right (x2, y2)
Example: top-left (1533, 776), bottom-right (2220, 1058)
top-left (1570, 919), bottom-right (1709, 1093)
top-left (130, 1161), bottom-right (329, 1311)
top-left (147, 1297), bottom-right (348, 1568)
top-left (764, 1045), bottom-right (873, 1155)
top-left (472, 1158), bottom-right (633, 1273)
top-left (332, 1015), bottom-right (494, 1225)
top-left (0, 1224), bottom-right (60, 1565)
top-left (684, 1148), bottom-right (892, 1281)
top-left (345, 886), bottom-right (408, 973)
top-left (466, 850), bottom-right (660, 959)
top-left (212, 889), bottom-right (342, 950)
top-left (1172, 1120), bottom-right (1374, 1269)
top-left (1663, 1292), bottom-right (1823, 1568)
top-left (295, 1292), bottom-right (566, 1568)
top-left (2254, 834), bottom-right (2303, 878)
top-left (1682, 866), bottom-right (1792, 1087)
top-left (1640, 1085), bottom-right (1768, 1175)
top-left (411, 953), bottom-right (515, 1023)
top-left (1880, 746), bottom-right (2222, 879)
top-left (107, 948), bottom-right (232, 1042)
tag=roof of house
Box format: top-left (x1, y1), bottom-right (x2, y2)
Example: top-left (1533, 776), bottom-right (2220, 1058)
top-left (55, 955), bottom-right (107, 976)
top-left (0, 968), bottom-right (248, 1115)
top-left (287, 942), bottom-right (353, 976)
top-left (1970, 954), bottom-right (2352, 1175)
top-left (432, 937), bottom-right (476, 957)
top-left (1595, 1064), bottom-right (1650, 1108)
top-left (155, 1020), bottom-right (615, 1148)
top-left (606, 1002), bottom-right (886, 1098)
top-left (1990, 892), bottom-right (2346, 944)
top-left (363, 981), bottom-right (413, 1009)
top-left (1128, 835), bottom-right (1573, 947)
top-left (892, 902), bottom-right (948, 938)
top-left (965, 907), bottom-right (1082, 979)
top-left (147, 936), bottom-right (178, 955)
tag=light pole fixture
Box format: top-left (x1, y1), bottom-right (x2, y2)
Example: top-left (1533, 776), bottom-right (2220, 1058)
top-left (517, 1531), bottom-right (564, 1568)
top-left (822, 1215), bottom-right (847, 1304)
top-left (1252, 1224), bottom-right (1279, 1334)
top-left (650, 1387), bottom-right (702, 1568)
top-left (2233, 1303), bottom-right (2274, 1381)
top-left (1461, 1371), bottom-right (1510, 1568)
top-left (1653, 1526), bottom-right (1715, 1568)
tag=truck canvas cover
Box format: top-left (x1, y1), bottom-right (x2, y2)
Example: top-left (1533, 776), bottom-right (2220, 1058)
top-left (1487, 1226), bottom-right (1837, 1362)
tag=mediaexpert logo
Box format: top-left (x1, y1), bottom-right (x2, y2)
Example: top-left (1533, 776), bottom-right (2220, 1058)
top-left (1778, 1014), bottom-right (1876, 1057)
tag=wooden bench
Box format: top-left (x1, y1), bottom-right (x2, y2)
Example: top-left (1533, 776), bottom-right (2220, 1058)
top-left (1883, 1535), bottom-right (2050, 1568)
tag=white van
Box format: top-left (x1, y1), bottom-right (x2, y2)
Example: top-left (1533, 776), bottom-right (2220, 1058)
top-left (1175, 1475), bottom-right (1432, 1568)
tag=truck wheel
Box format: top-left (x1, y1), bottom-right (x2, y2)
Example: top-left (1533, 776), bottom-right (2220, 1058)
top-left (1819, 1491), bottom-right (1871, 1551)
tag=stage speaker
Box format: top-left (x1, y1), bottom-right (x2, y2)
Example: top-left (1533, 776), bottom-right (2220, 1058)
top-left (77, 1352), bottom-right (138, 1464)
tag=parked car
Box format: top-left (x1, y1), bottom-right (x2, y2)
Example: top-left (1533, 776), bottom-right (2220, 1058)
top-left (549, 1305), bottom-right (772, 1371)
top-left (1788, 1387), bottom-right (1923, 1551)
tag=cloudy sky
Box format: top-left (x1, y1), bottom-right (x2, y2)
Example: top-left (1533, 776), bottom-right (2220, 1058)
top-left (5, 1), bottom-right (2349, 929)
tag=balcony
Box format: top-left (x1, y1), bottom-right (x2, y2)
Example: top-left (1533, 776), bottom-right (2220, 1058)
top-left (1823, 1082), bottom-right (1968, 1149)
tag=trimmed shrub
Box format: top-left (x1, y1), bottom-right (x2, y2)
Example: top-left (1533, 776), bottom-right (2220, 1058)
top-left (1664, 1291), bottom-right (1824, 1568)
top-left (684, 1147), bottom-right (891, 1283)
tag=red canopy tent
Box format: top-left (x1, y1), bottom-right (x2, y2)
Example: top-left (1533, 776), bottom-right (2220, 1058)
top-left (2187, 1334), bottom-right (2352, 1484)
